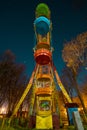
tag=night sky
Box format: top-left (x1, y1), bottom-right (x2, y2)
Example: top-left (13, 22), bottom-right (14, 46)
top-left (0, 0), bottom-right (87, 78)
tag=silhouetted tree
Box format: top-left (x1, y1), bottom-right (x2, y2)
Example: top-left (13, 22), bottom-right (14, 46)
top-left (0, 50), bottom-right (28, 116)
top-left (61, 67), bottom-right (77, 99)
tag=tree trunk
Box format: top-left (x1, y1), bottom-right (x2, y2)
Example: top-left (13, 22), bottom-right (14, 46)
top-left (71, 67), bottom-right (87, 118)
top-left (74, 76), bottom-right (87, 115)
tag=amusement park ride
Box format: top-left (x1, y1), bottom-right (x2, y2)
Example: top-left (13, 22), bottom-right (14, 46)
top-left (8, 3), bottom-right (83, 129)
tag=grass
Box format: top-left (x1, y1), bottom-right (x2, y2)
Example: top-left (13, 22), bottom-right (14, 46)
top-left (0, 118), bottom-right (87, 130)
top-left (84, 125), bottom-right (87, 130)
top-left (68, 125), bottom-right (87, 130)
top-left (0, 125), bottom-right (87, 130)
top-left (68, 125), bottom-right (75, 130)
top-left (0, 125), bottom-right (31, 130)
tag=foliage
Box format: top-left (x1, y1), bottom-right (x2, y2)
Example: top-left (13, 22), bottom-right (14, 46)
top-left (68, 125), bottom-right (75, 130)
top-left (62, 32), bottom-right (87, 115)
top-left (62, 32), bottom-right (87, 75)
top-left (0, 50), bottom-right (28, 114)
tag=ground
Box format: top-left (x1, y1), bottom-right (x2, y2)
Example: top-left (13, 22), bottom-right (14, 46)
top-left (0, 117), bottom-right (87, 130)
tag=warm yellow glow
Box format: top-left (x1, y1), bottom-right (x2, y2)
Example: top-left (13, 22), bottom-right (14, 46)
top-left (0, 107), bottom-right (7, 114)
top-left (63, 109), bottom-right (67, 116)
top-left (78, 108), bottom-right (83, 112)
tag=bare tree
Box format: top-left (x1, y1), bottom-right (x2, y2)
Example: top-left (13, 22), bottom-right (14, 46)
top-left (61, 67), bottom-right (77, 99)
top-left (62, 32), bottom-right (87, 72)
top-left (0, 50), bottom-right (28, 116)
top-left (62, 32), bottom-right (87, 115)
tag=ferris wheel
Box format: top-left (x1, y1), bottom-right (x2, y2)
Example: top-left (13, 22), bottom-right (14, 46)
top-left (9, 3), bottom-right (72, 129)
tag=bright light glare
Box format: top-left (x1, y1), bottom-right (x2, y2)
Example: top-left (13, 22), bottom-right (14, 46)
top-left (0, 107), bottom-right (6, 114)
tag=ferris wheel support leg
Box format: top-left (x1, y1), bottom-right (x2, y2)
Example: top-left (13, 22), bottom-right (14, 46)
top-left (53, 67), bottom-right (72, 103)
top-left (8, 66), bottom-right (37, 125)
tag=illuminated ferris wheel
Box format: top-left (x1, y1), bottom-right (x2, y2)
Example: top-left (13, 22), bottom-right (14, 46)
top-left (8, 3), bottom-right (76, 129)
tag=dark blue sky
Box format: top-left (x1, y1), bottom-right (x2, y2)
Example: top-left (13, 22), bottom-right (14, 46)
top-left (0, 0), bottom-right (87, 77)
